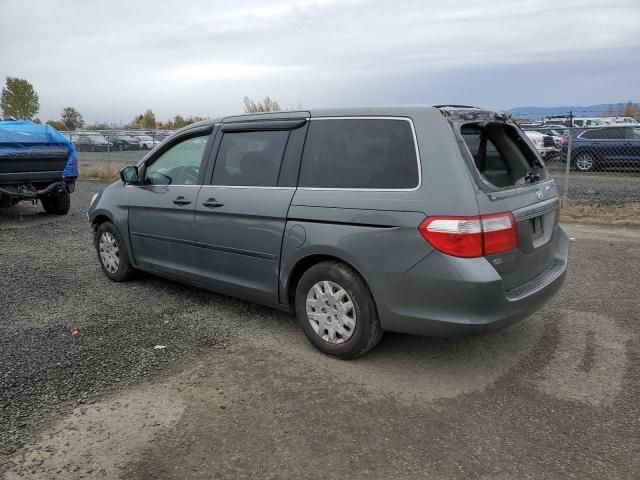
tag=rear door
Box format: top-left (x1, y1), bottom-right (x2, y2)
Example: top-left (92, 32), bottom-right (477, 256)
top-left (457, 120), bottom-right (562, 291)
top-left (191, 118), bottom-right (308, 305)
top-left (128, 129), bottom-right (213, 276)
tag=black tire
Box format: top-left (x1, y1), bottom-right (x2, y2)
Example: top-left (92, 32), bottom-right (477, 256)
top-left (574, 152), bottom-right (595, 172)
top-left (41, 191), bottom-right (71, 215)
top-left (95, 221), bottom-right (135, 282)
top-left (295, 261), bottom-right (383, 359)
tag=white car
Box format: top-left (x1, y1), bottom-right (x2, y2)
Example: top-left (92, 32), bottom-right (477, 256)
top-left (133, 134), bottom-right (161, 150)
top-left (524, 130), bottom-right (558, 159)
top-left (600, 116), bottom-right (639, 125)
top-left (572, 117), bottom-right (609, 128)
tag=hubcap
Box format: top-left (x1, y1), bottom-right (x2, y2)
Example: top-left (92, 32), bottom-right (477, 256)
top-left (306, 281), bottom-right (356, 344)
top-left (99, 232), bottom-right (120, 273)
top-left (576, 154), bottom-right (593, 171)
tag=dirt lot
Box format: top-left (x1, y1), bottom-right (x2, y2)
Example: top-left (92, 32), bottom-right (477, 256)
top-left (1, 181), bottom-right (639, 479)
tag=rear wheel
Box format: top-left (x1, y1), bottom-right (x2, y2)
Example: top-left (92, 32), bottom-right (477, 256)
top-left (295, 261), bottom-right (383, 359)
top-left (96, 221), bottom-right (135, 281)
top-left (41, 191), bottom-right (71, 215)
top-left (574, 152), bottom-right (595, 172)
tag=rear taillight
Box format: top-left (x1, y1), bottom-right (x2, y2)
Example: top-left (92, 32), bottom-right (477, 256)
top-left (561, 136), bottom-right (569, 145)
top-left (418, 213), bottom-right (518, 258)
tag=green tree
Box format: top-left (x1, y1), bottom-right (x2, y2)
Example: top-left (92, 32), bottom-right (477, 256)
top-left (141, 109), bottom-right (156, 128)
top-left (46, 120), bottom-right (66, 130)
top-left (242, 96), bottom-right (281, 113)
top-left (61, 107), bottom-right (85, 130)
top-left (172, 114), bottom-right (188, 129)
top-left (1, 77), bottom-right (40, 120)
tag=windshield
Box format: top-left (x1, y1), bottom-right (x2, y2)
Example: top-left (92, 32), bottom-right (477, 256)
top-left (88, 135), bottom-right (108, 143)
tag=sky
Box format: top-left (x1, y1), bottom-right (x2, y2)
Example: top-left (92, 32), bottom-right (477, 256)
top-left (1, 0), bottom-right (639, 124)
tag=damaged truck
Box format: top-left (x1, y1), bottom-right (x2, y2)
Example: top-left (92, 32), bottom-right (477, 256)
top-left (0, 120), bottom-right (78, 215)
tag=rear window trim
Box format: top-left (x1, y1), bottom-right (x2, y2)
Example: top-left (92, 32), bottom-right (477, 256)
top-left (297, 116), bottom-right (422, 192)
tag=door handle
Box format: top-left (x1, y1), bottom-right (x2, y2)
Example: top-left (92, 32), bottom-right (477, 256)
top-left (173, 196), bottom-right (191, 206)
top-left (202, 198), bottom-right (224, 208)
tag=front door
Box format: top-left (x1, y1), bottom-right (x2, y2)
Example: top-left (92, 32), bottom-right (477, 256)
top-left (192, 120), bottom-right (307, 305)
top-left (128, 132), bottom-right (211, 277)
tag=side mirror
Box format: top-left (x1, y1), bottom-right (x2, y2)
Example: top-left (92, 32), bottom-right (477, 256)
top-left (120, 165), bottom-right (139, 184)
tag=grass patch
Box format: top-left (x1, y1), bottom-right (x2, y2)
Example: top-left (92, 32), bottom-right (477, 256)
top-left (79, 162), bottom-right (127, 182)
top-left (561, 202), bottom-right (640, 227)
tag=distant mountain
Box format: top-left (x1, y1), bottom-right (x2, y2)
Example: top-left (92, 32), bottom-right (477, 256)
top-left (506, 103), bottom-right (634, 121)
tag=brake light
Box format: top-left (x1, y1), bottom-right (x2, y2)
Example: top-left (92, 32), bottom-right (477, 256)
top-left (418, 213), bottom-right (517, 258)
top-left (561, 136), bottom-right (569, 145)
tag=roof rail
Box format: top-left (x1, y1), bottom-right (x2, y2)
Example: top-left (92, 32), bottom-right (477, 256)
top-left (433, 105), bottom-right (480, 109)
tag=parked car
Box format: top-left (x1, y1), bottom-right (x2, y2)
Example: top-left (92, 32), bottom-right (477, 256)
top-left (562, 126), bottom-right (640, 172)
top-left (132, 134), bottom-right (161, 150)
top-left (75, 134), bottom-right (112, 152)
top-left (601, 116), bottom-right (639, 125)
top-left (89, 106), bottom-right (568, 359)
top-left (524, 130), bottom-right (558, 159)
top-left (0, 120), bottom-right (77, 214)
top-left (572, 117), bottom-right (609, 128)
top-left (525, 126), bottom-right (568, 150)
top-left (108, 133), bottom-right (140, 151)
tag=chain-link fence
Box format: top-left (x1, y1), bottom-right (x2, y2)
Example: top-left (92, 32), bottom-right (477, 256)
top-left (62, 129), bottom-right (174, 180)
top-left (66, 120), bottom-right (640, 225)
top-left (519, 121), bottom-right (640, 225)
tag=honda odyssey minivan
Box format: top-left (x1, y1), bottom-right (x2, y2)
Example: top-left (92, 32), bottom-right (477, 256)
top-left (88, 106), bottom-right (568, 359)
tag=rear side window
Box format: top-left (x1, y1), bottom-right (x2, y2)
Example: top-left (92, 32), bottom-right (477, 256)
top-left (299, 118), bottom-right (419, 189)
top-left (212, 131), bottom-right (289, 187)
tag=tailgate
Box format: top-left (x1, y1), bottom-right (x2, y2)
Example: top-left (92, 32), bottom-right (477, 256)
top-left (477, 179), bottom-right (561, 291)
top-left (0, 145), bottom-right (70, 184)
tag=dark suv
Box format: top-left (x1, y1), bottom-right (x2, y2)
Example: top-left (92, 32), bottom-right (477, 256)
top-left (89, 106), bottom-right (568, 358)
top-left (562, 126), bottom-right (640, 172)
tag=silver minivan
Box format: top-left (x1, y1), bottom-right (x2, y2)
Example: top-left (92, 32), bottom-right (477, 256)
top-left (89, 106), bottom-right (568, 358)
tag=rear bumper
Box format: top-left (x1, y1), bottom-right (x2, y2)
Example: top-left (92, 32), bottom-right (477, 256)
top-left (370, 226), bottom-right (569, 336)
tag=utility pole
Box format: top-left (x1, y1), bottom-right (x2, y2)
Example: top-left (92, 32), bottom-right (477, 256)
top-left (569, 110), bottom-right (573, 127)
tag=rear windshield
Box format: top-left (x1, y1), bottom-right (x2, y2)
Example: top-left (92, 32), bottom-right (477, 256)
top-left (459, 122), bottom-right (547, 188)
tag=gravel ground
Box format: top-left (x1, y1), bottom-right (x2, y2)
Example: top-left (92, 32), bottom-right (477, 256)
top-left (546, 161), bottom-right (640, 205)
top-left (0, 182), bottom-right (240, 454)
top-left (1, 181), bottom-right (639, 479)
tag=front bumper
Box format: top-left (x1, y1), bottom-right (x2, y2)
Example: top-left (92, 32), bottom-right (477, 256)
top-left (370, 226), bottom-right (569, 337)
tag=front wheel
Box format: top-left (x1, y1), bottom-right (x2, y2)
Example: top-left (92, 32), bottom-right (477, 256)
top-left (295, 261), bottom-right (383, 359)
top-left (95, 221), bottom-right (135, 281)
top-left (41, 191), bottom-right (71, 215)
top-left (574, 152), bottom-right (595, 172)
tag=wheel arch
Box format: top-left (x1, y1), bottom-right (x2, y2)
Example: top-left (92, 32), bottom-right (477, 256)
top-left (283, 253), bottom-right (373, 307)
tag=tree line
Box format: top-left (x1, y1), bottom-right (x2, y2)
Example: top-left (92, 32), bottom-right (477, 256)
top-left (0, 76), bottom-right (284, 131)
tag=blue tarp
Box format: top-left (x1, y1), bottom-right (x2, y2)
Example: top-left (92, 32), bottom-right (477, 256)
top-left (0, 120), bottom-right (78, 178)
